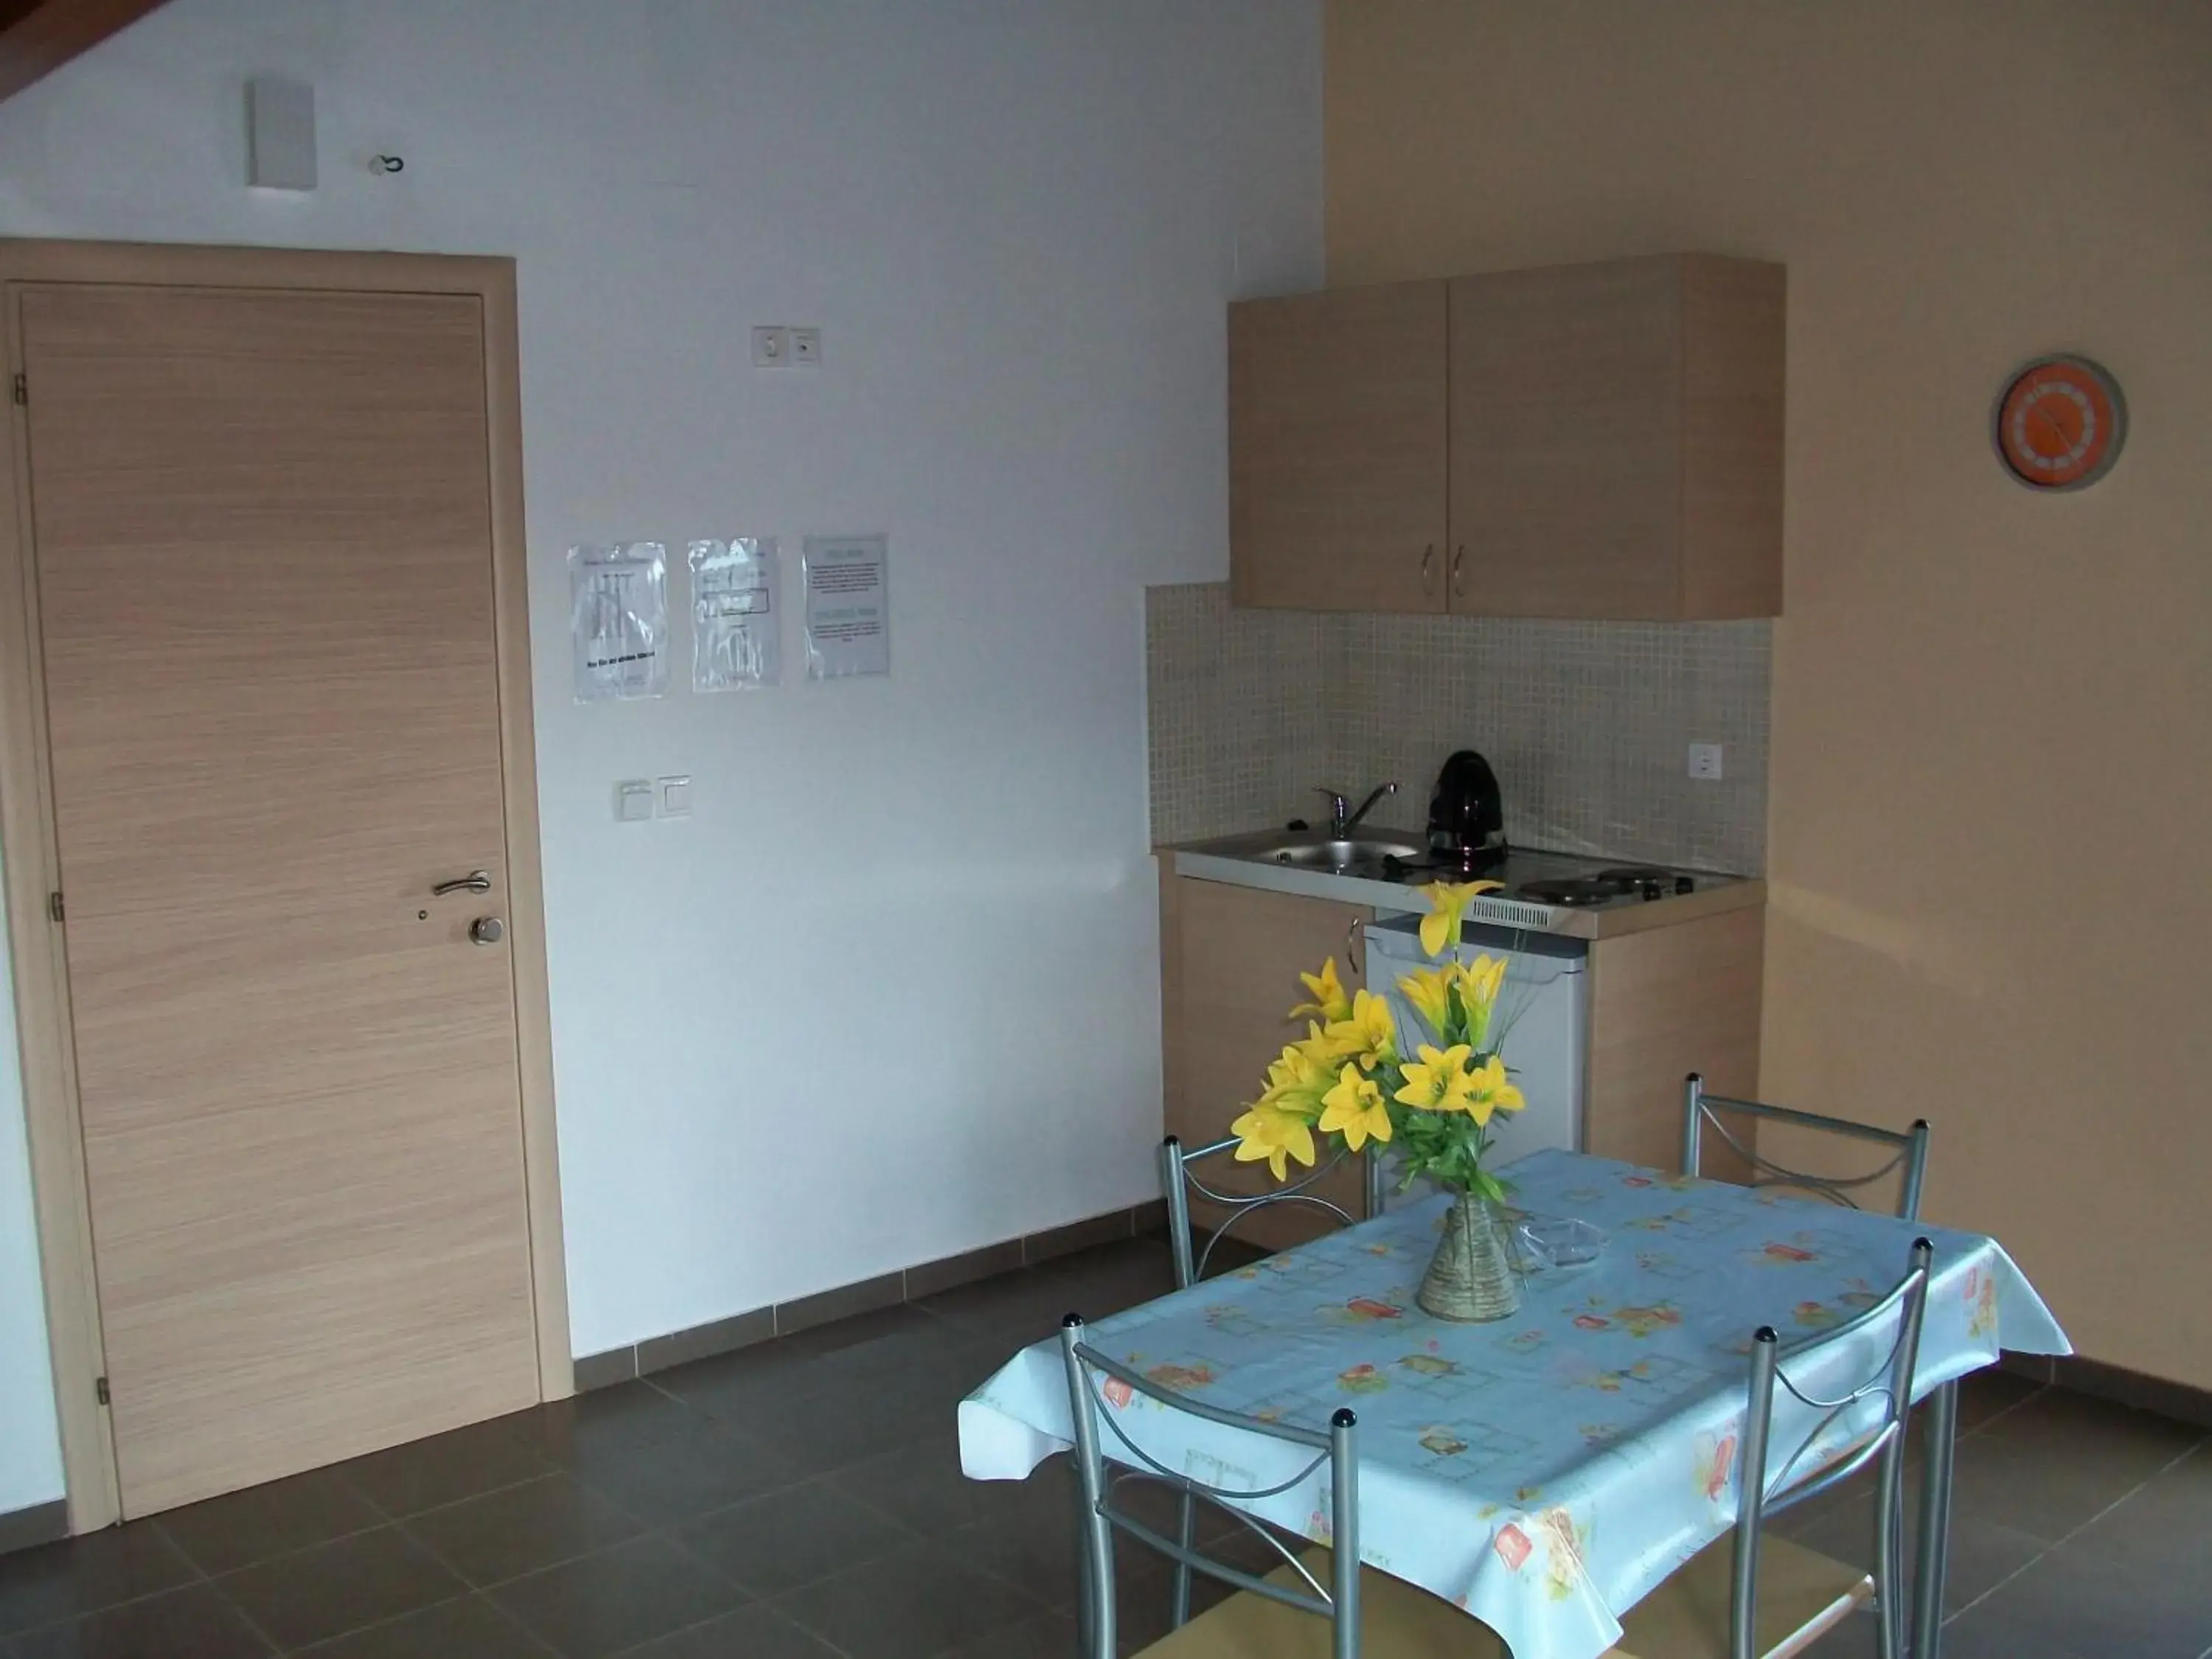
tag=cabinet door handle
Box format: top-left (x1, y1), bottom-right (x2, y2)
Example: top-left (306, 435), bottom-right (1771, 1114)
top-left (1420, 543), bottom-right (1435, 592)
top-left (1346, 917), bottom-right (1364, 980)
top-left (1451, 544), bottom-right (1467, 594)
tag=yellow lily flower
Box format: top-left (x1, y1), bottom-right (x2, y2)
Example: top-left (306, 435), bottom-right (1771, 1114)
top-left (1463, 1053), bottom-right (1527, 1127)
top-left (1259, 1042), bottom-right (1335, 1115)
top-left (1396, 967), bottom-right (1454, 1040)
top-left (1324, 988), bottom-right (1398, 1070)
top-left (1457, 953), bottom-right (1508, 1010)
top-left (1231, 1098), bottom-right (1318, 1180)
top-left (1393, 1043), bottom-right (1478, 1114)
top-left (1293, 1019), bottom-right (1354, 1071)
top-left (1318, 1065), bottom-right (1394, 1150)
top-left (1287, 957), bottom-right (1352, 1025)
top-left (1453, 954), bottom-right (1509, 1046)
top-left (1419, 880), bottom-right (1505, 956)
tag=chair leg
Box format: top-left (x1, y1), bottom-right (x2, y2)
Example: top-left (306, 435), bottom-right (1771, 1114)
top-left (1911, 1380), bottom-right (1961, 1659)
top-left (1874, 1439), bottom-right (1905, 1659)
top-left (1074, 1522), bottom-right (1097, 1658)
top-left (1171, 1488), bottom-right (1194, 1627)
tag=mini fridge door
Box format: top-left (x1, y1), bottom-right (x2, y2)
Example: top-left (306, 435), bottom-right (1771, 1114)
top-left (1364, 917), bottom-right (1586, 1168)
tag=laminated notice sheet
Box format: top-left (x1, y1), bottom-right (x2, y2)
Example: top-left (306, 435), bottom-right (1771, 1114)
top-left (689, 538), bottom-right (780, 691)
top-left (569, 542), bottom-right (670, 701)
top-left (803, 535), bottom-right (890, 679)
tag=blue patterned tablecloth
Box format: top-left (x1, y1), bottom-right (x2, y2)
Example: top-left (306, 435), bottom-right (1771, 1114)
top-left (958, 1149), bottom-right (2068, 1659)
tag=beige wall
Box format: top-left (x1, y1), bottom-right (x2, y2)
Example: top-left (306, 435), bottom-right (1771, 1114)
top-left (1326, 1), bottom-right (2212, 1387)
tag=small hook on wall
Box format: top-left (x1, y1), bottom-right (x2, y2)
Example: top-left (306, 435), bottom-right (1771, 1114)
top-left (371, 154), bottom-right (405, 175)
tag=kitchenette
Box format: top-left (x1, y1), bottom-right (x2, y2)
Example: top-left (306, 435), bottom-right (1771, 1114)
top-left (1150, 251), bottom-right (1783, 1234)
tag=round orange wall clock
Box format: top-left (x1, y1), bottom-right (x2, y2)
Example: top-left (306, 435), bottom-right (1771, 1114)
top-left (1993, 355), bottom-right (2126, 490)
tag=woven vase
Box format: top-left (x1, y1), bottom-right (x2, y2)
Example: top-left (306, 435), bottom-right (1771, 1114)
top-left (1416, 1192), bottom-right (1522, 1322)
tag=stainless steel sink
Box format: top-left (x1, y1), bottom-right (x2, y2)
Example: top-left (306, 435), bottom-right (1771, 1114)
top-left (1186, 828), bottom-right (1427, 878)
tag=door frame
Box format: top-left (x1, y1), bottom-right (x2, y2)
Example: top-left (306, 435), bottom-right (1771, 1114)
top-left (0, 240), bottom-right (572, 1533)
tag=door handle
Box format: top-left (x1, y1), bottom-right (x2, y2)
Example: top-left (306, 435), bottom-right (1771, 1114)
top-left (469, 916), bottom-right (506, 946)
top-left (1451, 544), bottom-right (1467, 595)
top-left (432, 871), bottom-right (493, 897)
top-left (1420, 543), bottom-right (1435, 593)
top-left (1346, 917), bottom-right (1364, 980)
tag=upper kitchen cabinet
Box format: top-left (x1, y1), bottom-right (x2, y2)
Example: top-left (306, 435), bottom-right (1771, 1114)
top-left (1228, 280), bottom-right (1449, 613)
top-left (1227, 254), bottom-right (1784, 620)
top-left (1450, 254), bottom-right (1784, 619)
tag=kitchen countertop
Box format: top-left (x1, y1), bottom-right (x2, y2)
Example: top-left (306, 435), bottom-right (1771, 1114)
top-left (1163, 835), bottom-right (1764, 941)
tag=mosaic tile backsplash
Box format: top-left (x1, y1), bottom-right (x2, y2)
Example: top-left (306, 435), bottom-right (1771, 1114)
top-left (1146, 583), bottom-right (1770, 874)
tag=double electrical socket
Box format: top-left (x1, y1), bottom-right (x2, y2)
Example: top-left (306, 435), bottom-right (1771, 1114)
top-left (751, 325), bottom-right (821, 369)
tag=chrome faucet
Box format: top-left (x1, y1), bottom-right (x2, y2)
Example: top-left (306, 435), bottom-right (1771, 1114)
top-left (1315, 781), bottom-right (1398, 840)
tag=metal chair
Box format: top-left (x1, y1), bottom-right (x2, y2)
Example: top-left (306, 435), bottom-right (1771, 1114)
top-left (1160, 1134), bottom-right (1388, 1290)
top-left (1152, 1135), bottom-right (1388, 1633)
top-left (1059, 1315), bottom-right (1505, 1659)
top-left (1682, 1074), bottom-right (1932, 1220)
top-left (1607, 1237), bottom-right (1935, 1659)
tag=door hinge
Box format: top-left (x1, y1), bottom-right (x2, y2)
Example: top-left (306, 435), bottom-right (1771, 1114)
top-left (48, 890), bottom-right (63, 923)
top-left (96, 1376), bottom-right (110, 1406)
top-left (10, 373), bottom-right (23, 408)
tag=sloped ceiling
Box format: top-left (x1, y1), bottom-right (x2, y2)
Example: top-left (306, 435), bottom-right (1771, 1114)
top-left (1, 0), bottom-right (170, 105)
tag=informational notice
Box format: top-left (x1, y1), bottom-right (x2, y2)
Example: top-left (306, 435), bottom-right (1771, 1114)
top-left (802, 535), bottom-right (890, 680)
top-left (568, 542), bottom-right (669, 702)
top-left (689, 537), bottom-right (780, 692)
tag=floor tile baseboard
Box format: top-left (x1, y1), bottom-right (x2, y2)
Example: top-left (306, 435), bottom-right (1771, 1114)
top-left (574, 1197), bottom-right (1170, 1391)
top-left (0, 1497), bottom-right (68, 1557)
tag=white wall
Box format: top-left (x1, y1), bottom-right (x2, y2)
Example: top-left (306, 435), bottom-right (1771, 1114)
top-left (0, 0), bottom-right (1323, 1503)
top-left (0, 840), bottom-right (65, 1514)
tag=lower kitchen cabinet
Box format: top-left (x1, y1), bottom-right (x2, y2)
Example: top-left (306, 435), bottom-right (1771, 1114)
top-left (1585, 906), bottom-right (1763, 1175)
top-left (1159, 870), bottom-right (1374, 1251)
top-left (1158, 871), bottom-right (1764, 1247)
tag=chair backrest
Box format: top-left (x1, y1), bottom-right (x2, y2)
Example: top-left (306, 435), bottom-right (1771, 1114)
top-left (1683, 1073), bottom-right (1933, 1220)
top-left (1060, 1314), bottom-right (1363, 1659)
top-left (1729, 1237), bottom-right (1935, 1659)
top-left (1160, 1134), bottom-right (1388, 1288)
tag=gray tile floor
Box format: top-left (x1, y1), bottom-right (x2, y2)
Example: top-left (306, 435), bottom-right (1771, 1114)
top-left (0, 1235), bottom-right (2205, 1657)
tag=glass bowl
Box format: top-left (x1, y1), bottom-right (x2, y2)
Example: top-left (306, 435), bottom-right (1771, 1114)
top-left (1517, 1216), bottom-right (1607, 1270)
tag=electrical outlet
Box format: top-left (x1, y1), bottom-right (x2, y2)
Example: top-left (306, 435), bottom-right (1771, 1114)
top-left (1688, 742), bottom-right (1725, 782)
top-left (751, 325), bottom-right (790, 368)
top-left (790, 327), bottom-right (821, 366)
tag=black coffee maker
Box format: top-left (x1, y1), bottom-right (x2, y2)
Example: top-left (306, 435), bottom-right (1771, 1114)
top-left (1427, 750), bottom-right (1506, 874)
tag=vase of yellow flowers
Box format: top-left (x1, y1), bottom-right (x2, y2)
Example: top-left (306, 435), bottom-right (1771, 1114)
top-left (1228, 880), bottom-right (1528, 1322)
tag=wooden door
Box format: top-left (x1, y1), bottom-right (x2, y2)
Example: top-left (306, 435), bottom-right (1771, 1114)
top-left (1164, 876), bottom-right (1373, 1253)
top-left (1228, 282), bottom-right (1447, 613)
top-left (20, 283), bottom-right (540, 1514)
top-left (1449, 257), bottom-right (1686, 619)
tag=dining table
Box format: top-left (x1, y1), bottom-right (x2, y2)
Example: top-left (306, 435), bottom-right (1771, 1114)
top-left (957, 1148), bottom-right (2069, 1659)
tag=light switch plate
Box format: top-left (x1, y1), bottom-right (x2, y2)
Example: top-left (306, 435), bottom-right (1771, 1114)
top-left (616, 779), bottom-right (654, 821)
top-left (751, 325), bottom-right (790, 368)
top-left (1688, 742), bottom-right (1725, 782)
top-left (657, 774), bottom-right (693, 817)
